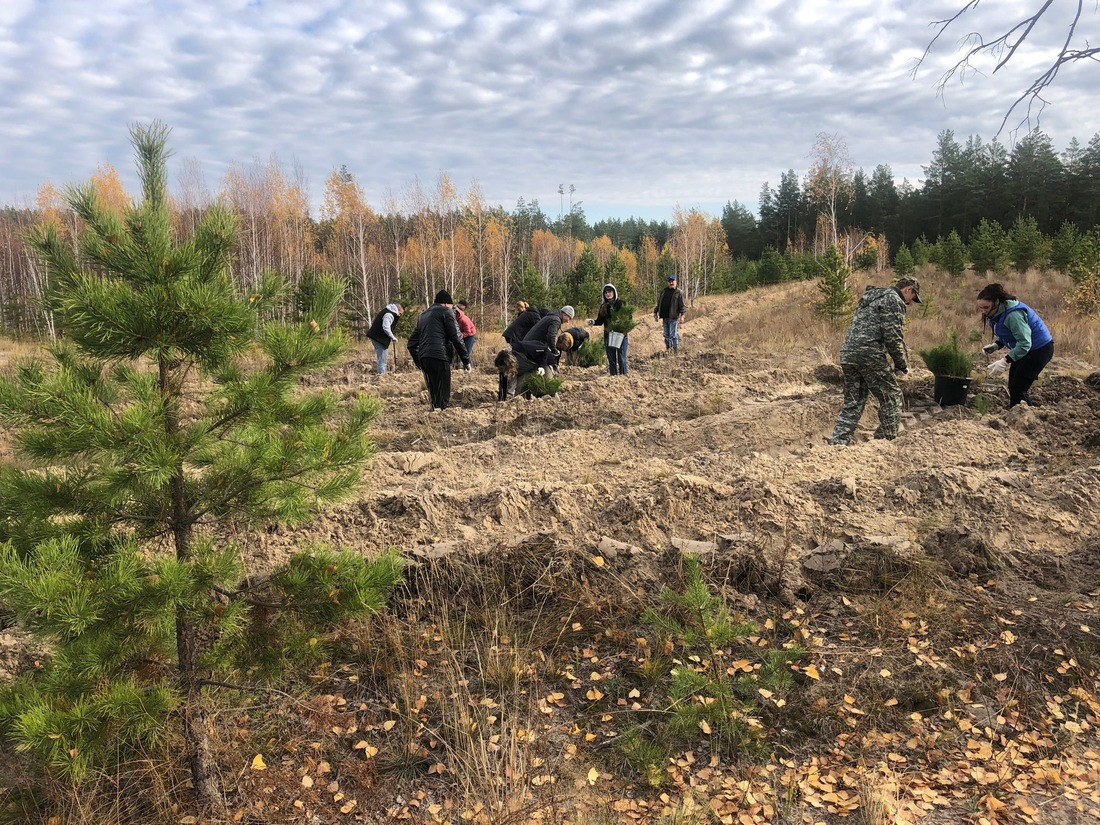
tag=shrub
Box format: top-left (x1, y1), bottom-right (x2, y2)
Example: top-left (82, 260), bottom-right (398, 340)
top-left (521, 373), bottom-right (563, 397)
top-left (576, 338), bottom-right (606, 367)
top-left (918, 330), bottom-right (976, 377)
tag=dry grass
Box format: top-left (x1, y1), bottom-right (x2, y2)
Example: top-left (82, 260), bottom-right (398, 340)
top-left (712, 266), bottom-right (1100, 371)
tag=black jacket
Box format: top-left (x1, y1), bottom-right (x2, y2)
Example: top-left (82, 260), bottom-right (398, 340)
top-left (407, 304), bottom-right (469, 367)
top-left (510, 339), bottom-right (553, 369)
top-left (502, 308), bottom-right (542, 344)
top-left (562, 326), bottom-right (589, 349)
top-left (524, 312), bottom-right (563, 351)
top-left (654, 287), bottom-right (685, 320)
top-left (593, 284), bottom-right (624, 341)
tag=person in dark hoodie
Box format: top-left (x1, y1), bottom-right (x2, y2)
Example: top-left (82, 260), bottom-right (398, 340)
top-left (653, 274), bottom-right (686, 353)
top-left (560, 325), bottom-right (589, 365)
top-left (502, 301), bottom-right (542, 344)
top-left (977, 282), bottom-right (1054, 407)
top-left (590, 283), bottom-right (628, 376)
top-left (828, 277), bottom-right (920, 445)
top-left (407, 290), bottom-right (470, 411)
top-left (367, 302), bottom-right (403, 374)
top-left (495, 338), bottom-right (553, 400)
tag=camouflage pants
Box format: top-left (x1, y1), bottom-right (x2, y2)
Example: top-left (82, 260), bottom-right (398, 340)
top-left (829, 360), bottom-right (903, 445)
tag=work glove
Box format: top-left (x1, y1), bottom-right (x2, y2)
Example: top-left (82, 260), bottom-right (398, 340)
top-left (536, 367), bottom-right (545, 376)
top-left (463, 363), bottom-right (471, 372)
top-left (986, 357), bottom-right (1009, 376)
top-left (586, 319), bottom-right (595, 326)
top-left (894, 368), bottom-right (908, 377)
top-left (982, 343), bottom-right (1000, 355)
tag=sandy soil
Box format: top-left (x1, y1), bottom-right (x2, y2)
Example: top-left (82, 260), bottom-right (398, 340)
top-left (237, 290), bottom-right (1100, 599)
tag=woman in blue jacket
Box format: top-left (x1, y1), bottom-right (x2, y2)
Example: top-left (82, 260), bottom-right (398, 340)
top-left (976, 283), bottom-right (1054, 408)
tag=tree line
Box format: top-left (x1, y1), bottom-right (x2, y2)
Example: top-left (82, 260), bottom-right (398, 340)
top-left (2, 126), bottom-right (1100, 339)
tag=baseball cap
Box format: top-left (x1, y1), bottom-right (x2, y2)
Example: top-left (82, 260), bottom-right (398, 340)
top-left (896, 277), bottom-right (921, 303)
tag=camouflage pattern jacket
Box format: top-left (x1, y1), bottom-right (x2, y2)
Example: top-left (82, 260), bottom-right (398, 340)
top-left (839, 286), bottom-right (908, 370)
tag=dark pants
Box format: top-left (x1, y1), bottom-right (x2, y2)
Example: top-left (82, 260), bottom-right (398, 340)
top-left (1008, 341), bottom-right (1053, 407)
top-left (420, 357), bottom-right (452, 410)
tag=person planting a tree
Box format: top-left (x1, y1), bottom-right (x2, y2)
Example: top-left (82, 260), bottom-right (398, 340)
top-left (977, 282), bottom-right (1054, 408)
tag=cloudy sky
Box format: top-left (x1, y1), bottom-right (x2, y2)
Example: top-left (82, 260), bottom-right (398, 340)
top-left (2, 0), bottom-right (1098, 222)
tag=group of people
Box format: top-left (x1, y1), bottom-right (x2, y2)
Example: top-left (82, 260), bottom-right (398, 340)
top-left (371, 276), bottom-right (1053, 426)
top-left (367, 275), bottom-right (690, 411)
top-left (829, 277), bottom-right (1054, 445)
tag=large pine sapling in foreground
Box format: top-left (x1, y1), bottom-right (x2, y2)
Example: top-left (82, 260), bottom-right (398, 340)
top-left (0, 122), bottom-right (401, 816)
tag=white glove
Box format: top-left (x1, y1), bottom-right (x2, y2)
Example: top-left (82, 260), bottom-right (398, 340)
top-left (536, 367), bottom-right (545, 376)
top-left (982, 343), bottom-right (999, 355)
top-left (463, 363), bottom-right (471, 372)
top-left (894, 368), bottom-right (908, 377)
top-left (986, 357), bottom-right (1009, 376)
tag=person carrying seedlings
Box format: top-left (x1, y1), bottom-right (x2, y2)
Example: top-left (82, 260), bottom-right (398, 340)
top-left (977, 282), bottom-right (1054, 408)
top-left (495, 339), bottom-right (553, 400)
top-left (523, 305), bottom-right (575, 374)
top-left (503, 301), bottom-right (542, 344)
top-left (407, 290), bottom-right (470, 412)
top-left (654, 274), bottom-right (686, 353)
top-left (829, 276), bottom-right (921, 445)
top-left (366, 301), bottom-right (403, 375)
top-left (590, 283), bottom-right (629, 376)
top-left (454, 300), bottom-right (477, 363)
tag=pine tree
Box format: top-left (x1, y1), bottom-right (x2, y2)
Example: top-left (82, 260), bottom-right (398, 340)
top-left (813, 246), bottom-right (853, 324)
top-left (0, 122), bottom-right (401, 815)
top-left (1010, 214), bottom-right (1051, 272)
top-left (893, 243), bottom-right (915, 277)
top-left (968, 218), bottom-right (1010, 276)
top-left (937, 230), bottom-right (968, 277)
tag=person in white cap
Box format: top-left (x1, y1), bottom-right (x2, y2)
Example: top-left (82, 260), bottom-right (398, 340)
top-left (523, 305), bottom-right (575, 376)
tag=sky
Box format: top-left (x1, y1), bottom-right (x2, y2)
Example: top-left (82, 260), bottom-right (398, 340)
top-left (2, 0), bottom-right (1098, 223)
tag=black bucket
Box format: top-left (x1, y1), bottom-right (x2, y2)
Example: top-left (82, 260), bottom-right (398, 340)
top-left (933, 375), bottom-right (971, 407)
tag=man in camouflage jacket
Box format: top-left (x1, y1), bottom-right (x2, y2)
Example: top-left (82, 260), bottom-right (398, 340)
top-left (829, 277), bottom-right (921, 445)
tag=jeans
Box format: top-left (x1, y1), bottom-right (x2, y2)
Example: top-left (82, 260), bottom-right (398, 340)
top-left (606, 334), bottom-right (628, 376)
top-left (464, 336), bottom-right (476, 360)
top-left (661, 318), bottom-right (680, 351)
top-left (372, 339), bottom-right (390, 374)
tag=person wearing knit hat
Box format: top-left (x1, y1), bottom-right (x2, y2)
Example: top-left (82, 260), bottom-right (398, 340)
top-left (560, 325), bottom-right (590, 366)
top-left (407, 290), bottom-right (470, 411)
top-left (522, 305), bottom-right (575, 376)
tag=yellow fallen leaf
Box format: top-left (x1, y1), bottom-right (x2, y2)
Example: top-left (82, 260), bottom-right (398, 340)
top-left (586, 688), bottom-right (605, 701)
top-left (250, 754), bottom-right (267, 771)
top-left (699, 720), bottom-right (712, 735)
top-left (587, 767), bottom-right (599, 785)
top-left (803, 665), bottom-right (821, 680)
top-left (340, 800), bottom-right (357, 814)
top-left (382, 720), bottom-right (397, 731)
top-left (880, 668), bottom-right (892, 678)
top-left (590, 555), bottom-right (605, 567)
top-left (301, 775), bottom-right (314, 788)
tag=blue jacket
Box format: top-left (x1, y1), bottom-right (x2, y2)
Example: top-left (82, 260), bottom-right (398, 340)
top-left (988, 300), bottom-right (1052, 361)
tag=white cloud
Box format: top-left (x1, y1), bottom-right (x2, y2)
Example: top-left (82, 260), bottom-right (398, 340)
top-left (0, 0), bottom-right (1097, 218)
